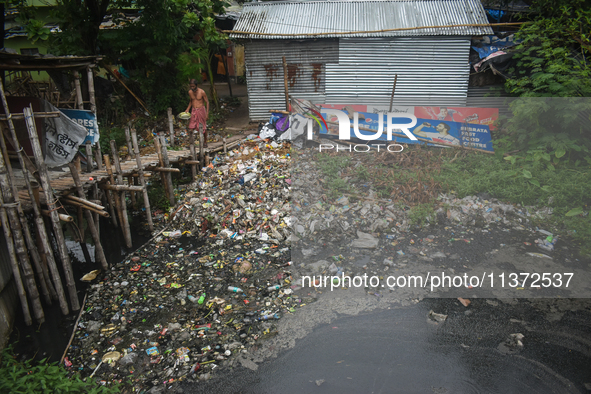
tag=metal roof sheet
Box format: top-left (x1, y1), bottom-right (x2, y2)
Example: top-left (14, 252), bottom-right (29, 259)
top-left (231, 0), bottom-right (493, 39)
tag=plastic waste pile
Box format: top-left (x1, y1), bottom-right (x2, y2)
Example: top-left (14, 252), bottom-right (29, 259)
top-left (65, 140), bottom-right (313, 392)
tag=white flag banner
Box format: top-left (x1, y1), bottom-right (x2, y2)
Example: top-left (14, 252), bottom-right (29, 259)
top-left (41, 100), bottom-right (87, 167)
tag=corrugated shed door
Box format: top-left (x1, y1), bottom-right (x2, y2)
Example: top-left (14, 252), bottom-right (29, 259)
top-left (244, 39), bottom-right (338, 120)
top-left (325, 37), bottom-right (471, 107)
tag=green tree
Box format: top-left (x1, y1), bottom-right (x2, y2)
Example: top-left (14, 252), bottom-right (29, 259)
top-left (505, 1), bottom-right (591, 97)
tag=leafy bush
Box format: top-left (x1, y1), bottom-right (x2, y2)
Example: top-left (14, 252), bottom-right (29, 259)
top-left (0, 345), bottom-right (118, 393)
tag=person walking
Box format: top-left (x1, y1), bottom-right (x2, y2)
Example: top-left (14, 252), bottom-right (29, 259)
top-left (185, 79), bottom-right (210, 147)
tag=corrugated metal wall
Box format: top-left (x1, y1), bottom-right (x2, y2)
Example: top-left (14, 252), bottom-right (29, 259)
top-left (326, 37), bottom-right (470, 107)
top-left (244, 39), bottom-right (338, 120)
top-left (244, 37), bottom-right (471, 120)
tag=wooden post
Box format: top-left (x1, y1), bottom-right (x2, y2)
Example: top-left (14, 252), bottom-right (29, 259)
top-left (167, 108), bottom-right (175, 146)
top-left (223, 137), bottom-right (227, 155)
top-left (153, 134), bottom-right (170, 201)
top-left (159, 136), bottom-right (175, 207)
top-left (73, 70), bottom-right (84, 110)
top-left (68, 163), bottom-right (109, 269)
top-left (110, 140), bottom-right (132, 248)
top-left (105, 188), bottom-right (119, 227)
top-left (124, 126), bottom-right (134, 160)
top-left (189, 128), bottom-right (197, 180)
top-left (87, 66), bottom-right (97, 114)
top-left (104, 154), bottom-right (132, 248)
top-left (24, 106), bottom-right (80, 311)
top-left (92, 183), bottom-right (100, 240)
top-left (128, 176), bottom-right (136, 207)
top-left (131, 129), bottom-right (154, 231)
top-left (85, 141), bottom-right (93, 172)
top-left (94, 143), bottom-right (103, 170)
top-left (282, 56), bottom-right (289, 111)
top-left (77, 206), bottom-right (84, 240)
top-left (389, 74), bottom-right (398, 113)
top-left (0, 203), bottom-right (32, 325)
top-left (74, 155), bottom-right (82, 174)
top-left (199, 125), bottom-right (205, 169)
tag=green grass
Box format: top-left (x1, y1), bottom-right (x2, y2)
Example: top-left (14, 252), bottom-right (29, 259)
top-left (435, 152), bottom-right (591, 254)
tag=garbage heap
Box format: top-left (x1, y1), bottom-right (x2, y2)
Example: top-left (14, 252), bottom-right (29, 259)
top-left (65, 140), bottom-right (307, 392)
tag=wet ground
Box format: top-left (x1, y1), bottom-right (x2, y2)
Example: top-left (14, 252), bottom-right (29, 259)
top-left (183, 297), bottom-right (591, 394)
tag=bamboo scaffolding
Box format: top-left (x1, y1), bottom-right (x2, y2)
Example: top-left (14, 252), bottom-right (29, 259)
top-left (124, 126), bottom-right (134, 160)
top-left (105, 148), bottom-right (132, 248)
top-left (94, 143), bottom-right (103, 170)
top-left (0, 129), bottom-right (51, 308)
top-left (159, 136), bottom-right (175, 207)
top-left (68, 163), bottom-right (108, 269)
top-left (0, 200), bottom-right (32, 325)
top-left (131, 129), bottom-right (154, 231)
top-left (24, 106), bottom-right (80, 311)
top-left (0, 148), bottom-right (45, 323)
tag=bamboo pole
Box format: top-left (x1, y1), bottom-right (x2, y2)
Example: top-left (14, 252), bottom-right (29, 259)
top-left (105, 188), bottom-right (119, 227)
top-left (0, 202), bottom-right (32, 325)
top-left (159, 136), bottom-right (175, 207)
top-left (128, 176), bottom-right (136, 207)
top-left (68, 163), bottom-right (108, 269)
top-left (282, 56), bottom-right (289, 111)
top-left (100, 183), bottom-right (144, 192)
top-left (41, 210), bottom-right (73, 222)
top-left (103, 64), bottom-right (151, 115)
top-left (24, 106), bottom-right (80, 311)
top-left (110, 140), bottom-right (132, 248)
top-left (85, 142), bottom-right (93, 172)
top-left (0, 148), bottom-right (45, 323)
top-left (60, 194), bottom-right (107, 211)
top-left (189, 128), bottom-right (197, 180)
top-left (87, 66), bottom-right (97, 115)
top-left (60, 199), bottom-right (110, 217)
top-left (73, 70), bottom-right (84, 110)
top-left (152, 134), bottom-right (170, 201)
top-left (199, 126), bottom-right (205, 169)
top-left (106, 149), bottom-right (132, 248)
top-left (151, 167), bottom-right (180, 173)
top-left (224, 22), bottom-right (527, 37)
top-left (124, 126), bottom-right (134, 160)
top-left (94, 143), bottom-right (103, 170)
top-left (167, 108), bottom-right (175, 146)
top-left (131, 128), bottom-right (154, 231)
top-left (77, 206), bottom-right (84, 241)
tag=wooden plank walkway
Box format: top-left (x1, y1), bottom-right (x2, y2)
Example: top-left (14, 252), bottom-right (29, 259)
top-left (13, 133), bottom-right (248, 210)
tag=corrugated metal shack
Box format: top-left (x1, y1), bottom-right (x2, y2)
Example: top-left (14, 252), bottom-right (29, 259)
top-left (230, 0), bottom-right (493, 121)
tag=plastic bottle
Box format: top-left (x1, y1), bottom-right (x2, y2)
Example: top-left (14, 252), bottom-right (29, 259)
top-left (228, 286), bottom-right (244, 293)
top-left (198, 293), bottom-right (206, 304)
top-left (188, 295), bottom-right (198, 303)
top-left (267, 285), bottom-right (281, 291)
top-left (259, 313), bottom-right (280, 321)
